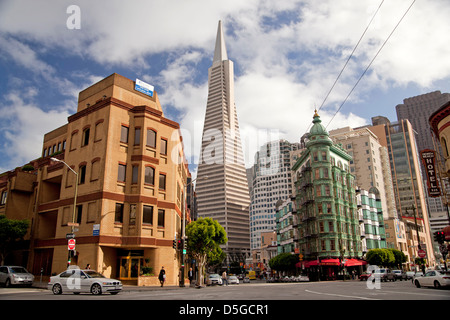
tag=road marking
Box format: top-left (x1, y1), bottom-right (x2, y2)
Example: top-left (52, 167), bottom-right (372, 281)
top-left (305, 289), bottom-right (380, 300)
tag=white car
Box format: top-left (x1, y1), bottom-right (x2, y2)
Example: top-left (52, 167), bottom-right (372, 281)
top-left (414, 270), bottom-right (450, 289)
top-left (206, 274), bottom-right (223, 286)
top-left (48, 268), bottom-right (122, 295)
top-left (0, 266), bottom-right (34, 287)
top-left (228, 275), bottom-right (239, 284)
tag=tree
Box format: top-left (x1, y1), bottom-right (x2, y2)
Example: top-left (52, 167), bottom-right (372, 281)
top-left (186, 217), bottom-right (227, 286)
top-left (388, 248), bottom-right (407, 269)
top-left (0, 215), bottom-right (29, 265)
top-left (366, 248), bottom-right (395, 267)
top-left (269, 253), bottom-right (299, 275)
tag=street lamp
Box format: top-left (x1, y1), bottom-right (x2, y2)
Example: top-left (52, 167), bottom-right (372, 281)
top-left (50, 157), bottom-right (78, 267)
top-left (179, 175), bottom-right (208, 287)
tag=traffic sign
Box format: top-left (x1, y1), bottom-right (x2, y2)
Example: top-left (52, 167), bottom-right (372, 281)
top-left (418, 249), bottom-right (426, 258)
top-left (68, 238), bottom-right (76, 250)
top-left (66, 233), bottom-right (75, 239)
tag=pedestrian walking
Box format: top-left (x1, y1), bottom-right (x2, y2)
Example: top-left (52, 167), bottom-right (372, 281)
top-left (222, 270), bottom-right (228, 286)
top-left (158, 266), bottom-right (166, 287)
top-left (188, 267), bottom-right (194, 285)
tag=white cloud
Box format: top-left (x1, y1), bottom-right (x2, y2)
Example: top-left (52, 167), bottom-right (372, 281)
top-left (0, 90), bottom-right (70, 169)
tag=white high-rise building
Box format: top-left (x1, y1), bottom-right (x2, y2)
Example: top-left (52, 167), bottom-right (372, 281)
top-left (248, 140), bottom-right (301, 250)
top-left (196, 21), bottom-right (251, 262)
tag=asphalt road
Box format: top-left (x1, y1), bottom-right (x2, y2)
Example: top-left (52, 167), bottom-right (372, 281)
top-left (1, 279), bottom-right (449, 301)
top-left (1, 280), bottom-right (448, 318)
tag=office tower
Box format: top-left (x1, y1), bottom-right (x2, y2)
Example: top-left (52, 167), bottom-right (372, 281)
top-left (396, 91), bottom-right (450, 234)
top-left (248, 140), bottom-right (300, 251)
top-left (195, 21), bottom-right (251, 262)
top-left (369, 118), bottom-right (436, 267)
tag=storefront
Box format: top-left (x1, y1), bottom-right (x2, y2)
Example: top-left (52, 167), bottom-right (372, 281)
top-left (297, 258), bottom-right (367, 281)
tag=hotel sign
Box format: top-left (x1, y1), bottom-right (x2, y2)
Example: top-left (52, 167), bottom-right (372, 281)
top-left (135, 78), bottom-right (154, 97)
top-left (420, 149), bottom-right (441, 197)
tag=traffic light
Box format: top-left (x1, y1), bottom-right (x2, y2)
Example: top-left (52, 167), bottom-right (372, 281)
top-left (437, 231), bottom-right (445, 244)
top-left (173, 239), bottom-right (177, 249)
top-left (177, 239), bottom-right (182, 250)
top-left (434, 231), bottom-right (439, 242)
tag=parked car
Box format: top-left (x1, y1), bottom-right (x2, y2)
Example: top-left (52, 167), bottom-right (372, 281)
top-left (228, 275), bottom-right (239, 284)
top-left (411, 271), bottom-right (423, 283)
top-left (406, 271), bottom-right (416, 280)
top-left (295, 275), bottom-right (309, 282)
top-left (0, 266), bottom-right (34, 287)
top-left (48, 268), bottom-right (122, 295)
top-left (206, 274), bottom-right (223, 286)
top-left (374, 268), bottom-right (396, 282)
top-left (243, 276), bottom-right (250, 283)
top-left (359, 271), bottom-right (372, 281)
top-left (392, 270), bottom-right (407, 281)
top-left (414, 270), bottom-right (450, 289)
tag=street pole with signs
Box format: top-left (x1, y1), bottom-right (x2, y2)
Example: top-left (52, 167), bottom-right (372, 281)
top-left (51, 158), bottom-right (78, 268)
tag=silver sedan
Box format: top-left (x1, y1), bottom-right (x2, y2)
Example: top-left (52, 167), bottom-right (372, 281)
top-left (48, 268), bottom-right (122, 295)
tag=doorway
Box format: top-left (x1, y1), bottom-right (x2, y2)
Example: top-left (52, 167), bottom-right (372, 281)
top-left (118, 254), bottom-right (144, 280)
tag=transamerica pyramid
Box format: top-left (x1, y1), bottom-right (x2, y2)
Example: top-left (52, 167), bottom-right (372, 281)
top-left (196, 21), bottom-right (250, 263)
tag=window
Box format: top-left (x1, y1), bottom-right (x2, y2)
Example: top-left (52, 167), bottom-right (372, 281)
top-left (82, 128), bottom-right (90, 146)
top-left (158, 209), bottom-right (165, 227)
top-left (147, 129), bottom-right (156, 148)
top-left (76, 205), bottom-right (82, 224)
top-left (118, 164), bottom-right (126, 182)
top-left (70, 131), bottom-right (78, 150)
top-left (160, 138), bottom-right (167, 155)
top-left (94, 121), bottom-right (104, 141)
top-left (330, 240), bottom-right (336, 251)
top-left (0, 191), bottom-right (7, 205)
top-left (143, 205), bottom-right (153, 225)
top-left (145, 166), bottom-right (155, 185)
top-left (319, 222), bottom-right (324, 232)
top-left (79, 165), bottom-right (86, 184)
top-left (91, 160), bottom-right (100, 181)
top-left (134, 128), bottom-right (141, 145)
top-left (115, 203), bottom-right (124, 223)
top-left (120, 125), bottom-right (129, 143)
top-left (159, 173), bottom-right (166, 190)
top-left (132, 165), bottom-right (139, 184)
top-left (328, 221), bottom-right (334, 232)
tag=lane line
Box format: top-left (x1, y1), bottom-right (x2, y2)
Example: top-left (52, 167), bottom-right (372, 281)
top-left (305, 289), bottom-right (380, 300)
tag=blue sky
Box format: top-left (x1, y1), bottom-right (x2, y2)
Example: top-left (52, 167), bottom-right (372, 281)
top-left (1, 0), bottom-right (450, 176)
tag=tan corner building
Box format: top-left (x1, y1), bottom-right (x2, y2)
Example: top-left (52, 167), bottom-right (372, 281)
top-left (0, 73), bottom-right (190, 285)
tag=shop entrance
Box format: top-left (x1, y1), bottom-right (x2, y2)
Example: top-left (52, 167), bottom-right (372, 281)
top-left (118, 250), bottom-right (144, 281)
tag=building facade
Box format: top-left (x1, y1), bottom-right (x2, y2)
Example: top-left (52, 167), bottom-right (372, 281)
top-left (292, 112), bottom-right (363, 280)
top-left (0, 73), bottom-right (190, 285)
top-left (196, 21), bottom-right (251, 263)
top-left (369, 117), bottom-right (436, 267)
top-left (248, 140), bottom-right (300, 251)
top-left (356, 189), bottom-right (387, 253)
top-left (397, 91), bottom-right (450, 238)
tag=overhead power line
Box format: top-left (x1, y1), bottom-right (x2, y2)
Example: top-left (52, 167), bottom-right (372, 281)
top-left (304, 0), bottom-right (385, 134)
top-left (325, 0), bottom-right (417, 129)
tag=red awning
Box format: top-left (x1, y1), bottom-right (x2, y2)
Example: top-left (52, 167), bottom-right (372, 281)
top-left (297, 260), bottom-right (319, 268)
top-left (298, 259), bottom-right (367, 268)
top-left (320, 259), bottom-right (340, 266)
top-left (344, 259), bottom-right (367, 267)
